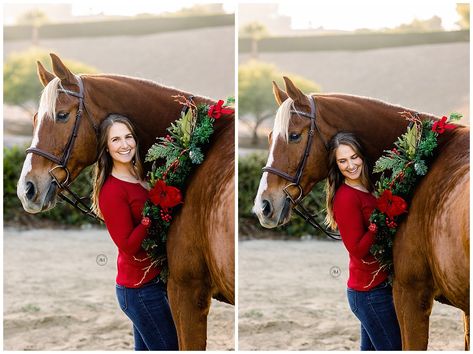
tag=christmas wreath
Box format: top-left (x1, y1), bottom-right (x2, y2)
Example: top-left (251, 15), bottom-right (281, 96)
top-left (368, 112), bottom-right (461, 284)
top-left (135, 96), bottom-right (234, 285)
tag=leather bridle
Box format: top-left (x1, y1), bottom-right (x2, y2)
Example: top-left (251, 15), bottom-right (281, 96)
top-left (262, 95), bottom-right (340, 240)
top-left (26, 75), bottom-right (103, 222)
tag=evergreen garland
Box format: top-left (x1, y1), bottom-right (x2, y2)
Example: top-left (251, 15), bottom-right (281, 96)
top-left (369, 112), bottom-right (461, 281)
top-left (137, 96), bottom-right (234, 285)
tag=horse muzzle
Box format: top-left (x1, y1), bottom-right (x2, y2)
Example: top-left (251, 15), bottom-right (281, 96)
top-left (17, 178), bottom-right (58, 213)
top-left (253, 195), bottom-right (293, 228)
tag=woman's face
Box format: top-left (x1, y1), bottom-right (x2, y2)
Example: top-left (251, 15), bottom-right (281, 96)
top-left (106, 122), bottom-right (137, 167)
top-left (335, 144), bottom-right (363, 184)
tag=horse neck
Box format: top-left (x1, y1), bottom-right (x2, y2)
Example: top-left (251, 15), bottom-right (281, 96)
top-left (316, 94), bottom-right (438, 162)
top-left (83, 74), bottom-right (216, 151)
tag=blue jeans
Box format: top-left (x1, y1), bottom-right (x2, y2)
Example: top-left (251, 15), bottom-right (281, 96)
top-left (347, 281), bottom-right (402, 350)
top-left (116, 278), bottom-right (178, 351)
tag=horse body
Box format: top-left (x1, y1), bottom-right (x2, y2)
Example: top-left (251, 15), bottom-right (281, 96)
top-left (393, 126), bottom-right (469, 349)
top-left (17, 54), bottom-right (234, 350)
top-left (167, 110), bottom-right (235, 349)
top-left (254, 77), bottom-right (469, 350)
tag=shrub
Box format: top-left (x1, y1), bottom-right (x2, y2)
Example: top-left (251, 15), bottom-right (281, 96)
top-left (238, 151), bottom-right (328, 238)
top-left (4, 145), bottom-right (101, 227)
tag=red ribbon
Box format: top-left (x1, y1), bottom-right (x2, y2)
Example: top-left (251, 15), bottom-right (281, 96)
top-left (208, 100), bottom-right (233, 119)
top-left (432, 116), bottom-right (456, 134)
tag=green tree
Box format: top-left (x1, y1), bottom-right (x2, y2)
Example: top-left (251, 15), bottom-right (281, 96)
top-left (16, 9), bottom-right (49, 26)
top-left (392, 16), bottom-right (443, 32)
top-left (239, 60), bottom-right (320, 145)
top-left (240, 22), bottom-right (268, 59)
top-left (456, 3), bottom-right (470, 29)
top-left (16, 9), bottom-right (50, 46)
top-left (4, 49), bottom-right (98, 114)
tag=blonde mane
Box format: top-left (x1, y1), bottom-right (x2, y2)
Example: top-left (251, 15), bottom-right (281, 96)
top-left (272, 97), bottom-right (307, 142)
top-left (37, 77), bottom-right (61, 121)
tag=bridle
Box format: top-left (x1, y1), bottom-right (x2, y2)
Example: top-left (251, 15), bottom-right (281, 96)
top-left (262, 95), bottom-right (341, 240)
top-left (26, 75), bottom-right (103, 222)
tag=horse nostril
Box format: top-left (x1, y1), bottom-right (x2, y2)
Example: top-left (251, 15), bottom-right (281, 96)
top-left (262, 199), bottom-right (272, 217)
top-left (25, 181), bottom-right (36, 201)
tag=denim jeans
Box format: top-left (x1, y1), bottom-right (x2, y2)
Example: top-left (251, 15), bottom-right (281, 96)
top-left (347, 281), bottom-right (402, 350)
top-left (116, 278), bottom-right (178, 351)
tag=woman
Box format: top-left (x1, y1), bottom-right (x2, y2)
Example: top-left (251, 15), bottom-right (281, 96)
top-left (91, 114), bottom-right (178, 351)
top-left (325, 132), bottom-right (402, 351)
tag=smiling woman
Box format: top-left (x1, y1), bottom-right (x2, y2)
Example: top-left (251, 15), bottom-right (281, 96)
top-left (91, 114), bottom-right (179, 350)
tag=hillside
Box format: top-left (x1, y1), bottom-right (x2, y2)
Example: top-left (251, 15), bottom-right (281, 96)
top-left (4, 26), bottom-right (234, 100)
top-left (239, 41), bottom-right (469, 140)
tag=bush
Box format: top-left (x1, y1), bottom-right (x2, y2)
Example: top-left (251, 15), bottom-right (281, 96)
top-left (4, 145), bottom-right (101, 227)
top-left (238, 151), bottom-right (328, 238)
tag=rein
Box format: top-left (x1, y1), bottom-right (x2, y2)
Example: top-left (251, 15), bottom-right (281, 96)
top-left (262, 95), bottom-right (341, 241)
top-left (26, 75), bottom-right (103, 222)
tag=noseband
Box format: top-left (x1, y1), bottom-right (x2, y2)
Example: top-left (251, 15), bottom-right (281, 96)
top-left (26, 75), bottom-right (103, 222)
top-left (262, 95), bottom-right (340, 240)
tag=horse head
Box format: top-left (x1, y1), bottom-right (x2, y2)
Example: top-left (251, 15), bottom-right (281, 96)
top-left (254, 77), bottom-right (332, 228)
top-left (17, 53), bottom-right (99, 213)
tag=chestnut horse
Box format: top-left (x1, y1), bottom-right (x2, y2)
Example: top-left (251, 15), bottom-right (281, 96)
top-left (16, 53), bottom-right (234, 350)
top-left (253, 76), bottom-right (469, 350)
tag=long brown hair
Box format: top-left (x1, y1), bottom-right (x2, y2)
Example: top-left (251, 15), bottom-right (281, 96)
top-left (324, 132), bottom-right (373, 230)
top-left (91, 114), bottom-right (144, 219)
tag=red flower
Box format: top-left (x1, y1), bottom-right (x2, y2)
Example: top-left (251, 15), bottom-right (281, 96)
top-left (141, 217), bottom-right (151, 227)
top-left (368, 223), bottom-right (378, 233)
top-left (149, 180), bottom-right (182, 209)
top-left (208, 100), bottom-right (233, 119)
top-left (376, 190), bottom-right (408, 218)
top-left (432, 116), bottom-right (456, 134)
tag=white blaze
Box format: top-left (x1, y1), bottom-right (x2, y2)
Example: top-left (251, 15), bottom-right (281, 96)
top-left (253, 132), bottom-right (278, 214)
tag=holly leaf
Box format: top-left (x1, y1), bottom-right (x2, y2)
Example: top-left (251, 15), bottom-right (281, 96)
top-left (179, 108), bottom-right (194, 147)
top-left (449, 112), bottom-right (462, 122)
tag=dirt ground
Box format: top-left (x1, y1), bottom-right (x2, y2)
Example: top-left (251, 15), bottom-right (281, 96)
top-left (3, 228), bottom-right (234, 350)
top-left (239, 239), bottom-right (466, 351)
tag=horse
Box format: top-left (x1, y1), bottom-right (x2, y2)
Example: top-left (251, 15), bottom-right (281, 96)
top-left (16, 53), bottom-right (234, 350)
top-left (253, 76), bottom-right (469, 350)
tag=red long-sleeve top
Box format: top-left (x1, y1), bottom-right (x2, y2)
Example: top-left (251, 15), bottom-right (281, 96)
top-left (99, 175), bottom-right (159, 288)
top-left (333, 183), bottom-right (388, 291)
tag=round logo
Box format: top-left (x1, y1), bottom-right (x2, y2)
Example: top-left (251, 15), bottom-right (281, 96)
top-left (329, 266), bottom-right (341, 278)
top-left (96, 254), bottom-right (108, 266)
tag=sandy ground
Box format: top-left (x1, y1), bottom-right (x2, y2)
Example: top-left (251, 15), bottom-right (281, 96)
top-left (238, 240), bottom-right (466, 351)
top-left (3, 228), bottom-right (234, 350)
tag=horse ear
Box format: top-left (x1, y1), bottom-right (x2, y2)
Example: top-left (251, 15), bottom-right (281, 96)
top-left (283, 76), bottom-right (306, 103)
top-left (37, 61), bottom-right (55, 87)
top-left (272, 81), bottom-right (288, 106)
top-left (50, 53), bottom-right (76, 84)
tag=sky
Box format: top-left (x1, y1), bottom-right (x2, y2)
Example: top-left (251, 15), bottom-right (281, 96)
top-left (71, 1), bottom-right (236, 16)
top-left (3, 0), bottom-right (466, 31)
top-left (277, 0), bottom-right (462, 31)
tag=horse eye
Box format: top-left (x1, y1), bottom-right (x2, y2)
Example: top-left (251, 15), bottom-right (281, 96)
top-left (289, 132), bottom-right (301, 143)
top-left (56, 112), bottom-right (69, 122)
